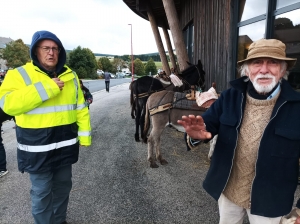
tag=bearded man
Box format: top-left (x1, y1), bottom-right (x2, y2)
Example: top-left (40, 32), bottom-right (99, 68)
top-left (178, 39), bottom-right (300, 224)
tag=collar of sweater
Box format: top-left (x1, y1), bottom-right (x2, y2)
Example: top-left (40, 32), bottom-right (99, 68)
top-left (246, 90), bottom-right (280, 106)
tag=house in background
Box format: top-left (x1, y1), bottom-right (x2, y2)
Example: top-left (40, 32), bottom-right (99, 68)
top-left (123, 0), bottom-right (300, 92)
top-left (0, 37), bottom-right (13, 50)
top-left (0, 37), bottom-right (14, 70)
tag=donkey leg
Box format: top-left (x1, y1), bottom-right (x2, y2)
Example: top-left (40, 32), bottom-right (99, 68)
top-left (151, 122), bottom-right (168, 166)
top-left (134, 107), bottom-right (141, 142)
top-left (147, 132), bottom-right (159, 168)
top-left (140, 106), bottom-right (147, 142)
top-left (131, 106), bottom-right (135, 119)
top-left (156, 139), bottom-right (168, 166)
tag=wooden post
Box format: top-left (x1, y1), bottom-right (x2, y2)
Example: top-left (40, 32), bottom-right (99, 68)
top-left (162, 0), bottom-right (189, 71)
top-left (162, 27), bottom-right (177, 73)
top-left (147, 6), bottom-right (171, 76)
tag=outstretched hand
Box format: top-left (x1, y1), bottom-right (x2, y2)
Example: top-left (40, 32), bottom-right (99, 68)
top-left (177, 115), bottom-right (212, 140)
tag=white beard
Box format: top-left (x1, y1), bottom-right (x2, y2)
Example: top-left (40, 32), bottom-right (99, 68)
top-left (251, 73), bottom-right (277, 94)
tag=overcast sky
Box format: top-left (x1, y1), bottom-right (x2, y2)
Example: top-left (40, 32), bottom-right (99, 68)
top-left (1, 0), bottom-right (167, 55)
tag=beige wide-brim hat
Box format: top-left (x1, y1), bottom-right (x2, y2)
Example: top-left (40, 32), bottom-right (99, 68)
top-left (237, 39), bottom-right (297, 70)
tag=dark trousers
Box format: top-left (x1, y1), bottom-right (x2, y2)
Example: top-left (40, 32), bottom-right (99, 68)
top-left (105, 81), bottom-right (110, 92)
top-left (0, 124), bottom-right (6, 171)
top-left (29, 165), bottom-right (72, 224)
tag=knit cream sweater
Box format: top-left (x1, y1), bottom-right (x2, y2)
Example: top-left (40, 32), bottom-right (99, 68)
top-left (223, 92), bottom-right (280, 208)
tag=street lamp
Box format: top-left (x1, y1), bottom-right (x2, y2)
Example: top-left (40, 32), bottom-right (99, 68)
top-left (128, 24), bottom-right (134, 82)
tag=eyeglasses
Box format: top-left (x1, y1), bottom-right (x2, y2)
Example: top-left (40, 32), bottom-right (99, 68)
top-left (37, 46), bottom-right (61, 53)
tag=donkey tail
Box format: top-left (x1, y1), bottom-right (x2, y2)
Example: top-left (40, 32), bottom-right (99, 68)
top-left (130, 81), bottom-right (136, 119)
top-left (130, 81), bottom-right (135, 106)
top-left (143, 100), bottom-right (150, 143)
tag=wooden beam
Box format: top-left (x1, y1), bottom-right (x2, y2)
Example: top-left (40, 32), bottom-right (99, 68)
top-left (147, 4), bottom-right (171, 76)
top-left (162, 0), bottom-right (189, 71)
top-left (162, 27), bottom-right (177, 72)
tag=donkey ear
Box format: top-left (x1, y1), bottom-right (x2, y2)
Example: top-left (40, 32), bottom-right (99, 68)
top-left (198, 60), bottom-right (203, 69)
top-left (198, 60), bottom-right (203, 67)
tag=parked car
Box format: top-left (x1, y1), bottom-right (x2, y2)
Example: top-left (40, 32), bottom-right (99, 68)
top-left (97, 69), bottom-right (104, 75)
top-left (116, 72), bottom-right (126, 78)
top-left (110, 73), bottom-right (116, 79)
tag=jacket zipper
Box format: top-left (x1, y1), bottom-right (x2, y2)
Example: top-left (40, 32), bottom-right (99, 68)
top-left (221, 93), bottom-right (244, 193)
top-left (249, 100), bottom-right (287, 210)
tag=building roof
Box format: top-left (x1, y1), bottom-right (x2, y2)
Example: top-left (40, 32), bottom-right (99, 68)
top-left (122, 0), bottom-right (181, 29)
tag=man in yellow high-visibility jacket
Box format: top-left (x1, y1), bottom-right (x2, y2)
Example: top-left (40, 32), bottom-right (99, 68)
top-left (0, 30), bottom-right (92, 224)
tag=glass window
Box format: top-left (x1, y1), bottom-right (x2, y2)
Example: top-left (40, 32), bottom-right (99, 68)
top-left (237, 20), bottom-right (266, 61)
top-left (277, 0), bottom-right (300, 9)
top-left (239, 0), bottom-right (268, 22)
top-left (189, 25), bottom-right (194, 62)
top-left (183, 23), bottom-right (194, 62)
top-left (274, 9), bottom-right (300, 90)
top-left (236, 20), bottom-right (266, 77)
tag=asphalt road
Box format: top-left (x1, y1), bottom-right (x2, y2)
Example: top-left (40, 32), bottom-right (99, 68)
top-left (82, 78), bottom-right (132, 93)
top-left (0, 83), bottom-right (299, 223)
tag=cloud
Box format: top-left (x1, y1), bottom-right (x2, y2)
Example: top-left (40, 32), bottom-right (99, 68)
top-left (1, 0), bottom-right (171, 55)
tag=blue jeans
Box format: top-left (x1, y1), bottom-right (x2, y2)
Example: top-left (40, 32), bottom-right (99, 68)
top-left (0, 124), bottom-right (6, 172)
top-left (105, 81), bottom-right (110, 92)
top-left (29, 165), bottom-right (72, 224)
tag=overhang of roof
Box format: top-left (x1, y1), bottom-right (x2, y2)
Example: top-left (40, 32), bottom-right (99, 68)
top-left (122, 0), bottom-right (181, 29)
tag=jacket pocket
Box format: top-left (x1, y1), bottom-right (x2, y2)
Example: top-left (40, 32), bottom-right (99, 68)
top-left (16, 127), bottom-right (48, 145)
top-left (217, 114), bottom-right (237, 144)
top-left (219, 114), bottom-right (237, 127)
top-left (272, 128), bottom-right (300, 158)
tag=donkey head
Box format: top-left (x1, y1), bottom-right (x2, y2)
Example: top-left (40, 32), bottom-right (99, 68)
top-left (179, 60), bottom-right (206, 90)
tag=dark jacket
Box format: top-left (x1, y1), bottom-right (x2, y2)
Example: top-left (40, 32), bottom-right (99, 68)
top-left (104, 72), bottom-right (111, 81)
top-left (0, 108), bottom-right (13, 124)
top-left (202, 77), bottom-right (300, 217)
top-left (81, 85), bottom-right (93, 107)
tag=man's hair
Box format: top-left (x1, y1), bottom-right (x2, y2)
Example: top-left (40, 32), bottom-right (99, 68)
top-left (239, 60), bottom-right (289, 80)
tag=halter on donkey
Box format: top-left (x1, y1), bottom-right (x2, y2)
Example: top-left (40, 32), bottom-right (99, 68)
top-left (130, 60), bottom-right (206, 142)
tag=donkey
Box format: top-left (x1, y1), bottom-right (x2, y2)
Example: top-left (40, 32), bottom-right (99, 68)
top-left (130, 60), bottom-right (206, 142)
top-left (130, 76), bottom-right (164, 142)
top-left (143, 89), bottom-right (217, 168)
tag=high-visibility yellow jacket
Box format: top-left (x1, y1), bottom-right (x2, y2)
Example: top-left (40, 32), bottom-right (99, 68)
top-left (0, 62), bottom-right (91, 173)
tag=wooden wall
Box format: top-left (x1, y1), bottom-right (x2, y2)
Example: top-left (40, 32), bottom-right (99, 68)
top-left (178, 0), bottom-right (236, 92)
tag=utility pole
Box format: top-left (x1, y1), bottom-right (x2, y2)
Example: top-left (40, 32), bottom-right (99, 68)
top-left (128, 24), bottom-right (134, 81)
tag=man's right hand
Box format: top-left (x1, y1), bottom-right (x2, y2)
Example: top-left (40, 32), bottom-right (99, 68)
top-left (52, 78), bottom-right (64, 91)
top-left (280, 217), bottom-right (297, 224)
top-left (177, 115), bottom-right (212, 140)
top-left (280, 208), bottom-right (300, 224)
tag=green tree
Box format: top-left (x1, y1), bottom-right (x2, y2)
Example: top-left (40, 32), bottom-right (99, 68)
top-left (112, 58), bottom-right (126, 73)
top-left (275, 17), bottom-right (294, 30)
top-left (145, 58), bottom-right (157, 76)
top-left (118, 55), bottom-right (131, 62)
top-left (66, 52), bottom-right (70, 65)
top-left (129, 58), bottom-right (145, 76)
top-left (2, 39), bottom-right (30, 68)
top-left (97, 60), bottom-right (103, 70)
top-left (99, 57), bottom-right (113, 72)
top-left (68, 46), bottom-right (98, 79)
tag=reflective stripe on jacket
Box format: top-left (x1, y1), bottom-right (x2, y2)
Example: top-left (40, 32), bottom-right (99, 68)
top-left (0, 62), bottom-right (91, 173)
